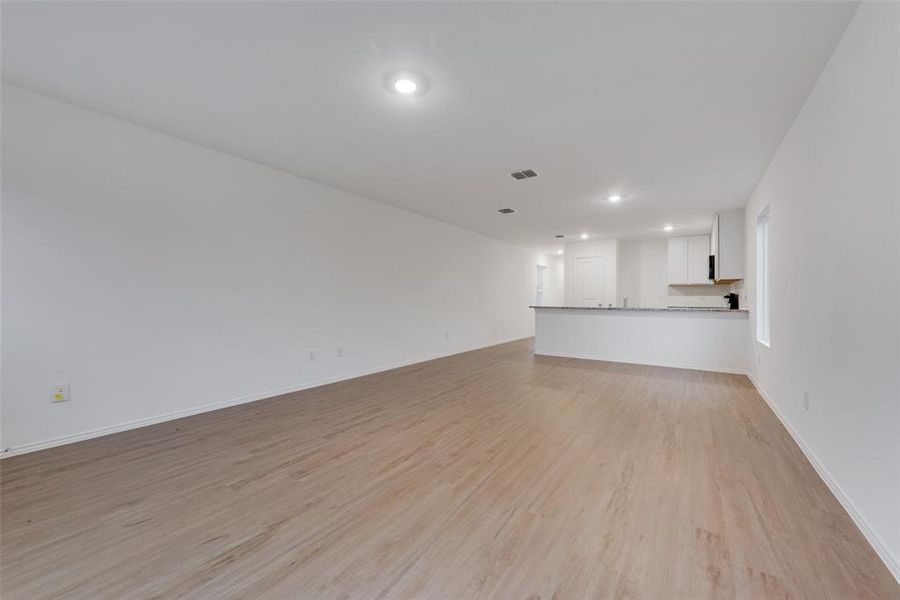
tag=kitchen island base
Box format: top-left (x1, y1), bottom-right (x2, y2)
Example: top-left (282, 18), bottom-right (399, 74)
top-left (533, 307), bottom-right (749, 374)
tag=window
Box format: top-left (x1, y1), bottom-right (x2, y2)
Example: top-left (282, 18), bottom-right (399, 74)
top-left (756, 206), bottom-right (771, 346)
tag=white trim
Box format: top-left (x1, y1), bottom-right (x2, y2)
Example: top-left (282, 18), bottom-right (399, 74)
top-left (746, 372), bottom-right (900, 584)
top-left (1, 336), bottom-right (529, 458)
top-left (533, 351), bottom-right (747, 375)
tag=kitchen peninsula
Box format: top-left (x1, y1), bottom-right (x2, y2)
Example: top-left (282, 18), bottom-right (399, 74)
top-left (531, 306), bottom-right (749, 373)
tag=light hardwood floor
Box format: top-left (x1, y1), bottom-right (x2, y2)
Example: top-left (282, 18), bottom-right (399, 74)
top-left (1, 339), bottom-right (897, 599)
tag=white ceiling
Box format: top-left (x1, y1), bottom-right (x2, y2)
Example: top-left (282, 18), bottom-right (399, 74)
top-left (2, 1), bottom-right (857, 254)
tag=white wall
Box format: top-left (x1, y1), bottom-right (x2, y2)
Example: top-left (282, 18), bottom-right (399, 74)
top-left (563, 239), bottom-right (618, 306)
top-left (638, 240), bottom-right (668, 308)
top-left (618, 239), bottom-right (670, 308)
top-left (617, 240), bottom-right (642, 306)
top-left (742, 2), bottom-right (900, 578)
top-left (0, 86), bottom-right (547, 453)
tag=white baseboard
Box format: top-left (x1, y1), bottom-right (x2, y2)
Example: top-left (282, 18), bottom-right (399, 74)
top-left (1, 335), bottom-right (530, 458)
top-left (746, 372), bottom-right (900, 584)
top-left (534, 350), bottom-right (747, 375)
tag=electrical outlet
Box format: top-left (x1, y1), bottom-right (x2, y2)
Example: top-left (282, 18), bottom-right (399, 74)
top-left (757, 354), bottom-right (762, 366)
top-left (337, 346), bottom-right (343, 358)
top-left (444, 331), bottom-right (450, 341)
top-left (51, 383), bottom-right (70, 403)
top-left (309, 352), bottom-right (316, 362)
top-left (802, 390), bottom-right (810, 410)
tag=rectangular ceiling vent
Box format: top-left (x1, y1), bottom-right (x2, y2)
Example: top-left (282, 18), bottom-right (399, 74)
top-left (510, 169), bottom-right (538, 180)
top-left (497, 208), bottom-right (516, 214)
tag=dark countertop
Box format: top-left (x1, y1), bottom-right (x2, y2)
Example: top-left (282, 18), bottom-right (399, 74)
top-left (530, 306), bottom-right (749, 313)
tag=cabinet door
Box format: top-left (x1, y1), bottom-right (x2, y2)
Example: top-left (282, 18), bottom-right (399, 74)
top-left (667, 237), bottom-right (688, 284)
top-left (688, 235), bottom-right (711, 284)
top-left (717, 209), bottom-right (744, 281)
top-left (710, 214), bottom-right (720, 280)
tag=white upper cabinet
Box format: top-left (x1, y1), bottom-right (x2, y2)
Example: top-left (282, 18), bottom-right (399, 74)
top-left (669, 235), bottom-right (711, 285)
top-left (710, 209), bottom-right (744, 282)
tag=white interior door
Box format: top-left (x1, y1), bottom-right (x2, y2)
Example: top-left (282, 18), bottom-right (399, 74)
top-left (574, 257), bottom-right (603, 306)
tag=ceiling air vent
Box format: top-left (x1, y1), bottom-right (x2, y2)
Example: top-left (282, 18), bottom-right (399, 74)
top-left (510, 169), bottom-right (538, 180)
top-left (554, 234), bottom-right (565, 238)
top-left (497, 208), bottom-right (516, 214)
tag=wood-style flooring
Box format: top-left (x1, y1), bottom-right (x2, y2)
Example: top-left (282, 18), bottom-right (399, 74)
top-left (1, 338), bottom-right (897, 599)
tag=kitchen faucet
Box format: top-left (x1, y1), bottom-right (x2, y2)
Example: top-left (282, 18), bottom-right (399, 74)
top-left (623, 296), bottom-right (629, 308)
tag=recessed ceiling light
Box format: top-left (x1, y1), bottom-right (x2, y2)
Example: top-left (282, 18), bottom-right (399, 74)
top-left (607, 194), bottom-right (622, 203)
top-left (384, 70), bottom-right (430, 97)
top-left (393, 79), bottom-right (417, 94)
top-left (580, 233), bottom-right (589, 239)
top-left (664, 224), bottom-right (674, 232)
top-left (557, 250), bottom-right (564, 255)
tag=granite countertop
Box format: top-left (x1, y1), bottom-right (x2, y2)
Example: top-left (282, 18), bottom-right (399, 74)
top-left (530, 305), bottom-right (749, 313)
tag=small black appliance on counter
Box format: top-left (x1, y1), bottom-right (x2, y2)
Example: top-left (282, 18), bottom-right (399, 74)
top-left (724, 293), bottom-right (739, 310)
